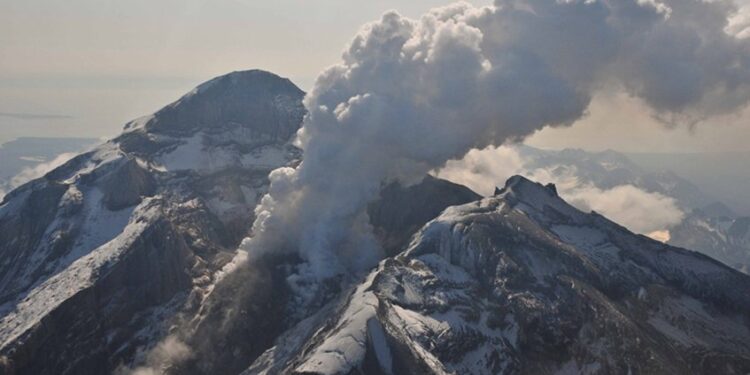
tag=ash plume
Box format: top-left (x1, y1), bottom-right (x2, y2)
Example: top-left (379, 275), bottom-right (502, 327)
top-left (244, 0), bottom-right (750, 285)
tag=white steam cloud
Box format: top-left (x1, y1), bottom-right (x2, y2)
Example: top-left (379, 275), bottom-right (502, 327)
top-left (0, 152), bottom-right (79, 201)
top-left (9, 152), bottom-right (78, 189)
top-left (117, 336), bottom-right (193, 375)
top-left (243, 0), bottom-right (750, 284)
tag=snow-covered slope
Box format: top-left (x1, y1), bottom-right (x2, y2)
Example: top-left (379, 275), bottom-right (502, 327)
top-left (670, 210), bottom-right (750, 274)
top-left (245, 176), bottom-right (750, 375)
top-left (0, 70), bottom-right (305, 375)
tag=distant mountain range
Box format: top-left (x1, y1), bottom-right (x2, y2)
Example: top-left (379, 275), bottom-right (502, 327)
top-left (0, 71), bottom-right (749, 375)
top-left (514, 145), bottom-right (717, 212)
top-left (627, 152), bottom-right (750, 216)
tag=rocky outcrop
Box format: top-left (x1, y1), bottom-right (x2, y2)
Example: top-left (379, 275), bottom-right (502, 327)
top-left (102, 158), bottom-right (156, 211)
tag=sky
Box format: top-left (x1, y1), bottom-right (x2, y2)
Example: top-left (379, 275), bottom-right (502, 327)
top-left (1, 0), bottom-right (749, 152)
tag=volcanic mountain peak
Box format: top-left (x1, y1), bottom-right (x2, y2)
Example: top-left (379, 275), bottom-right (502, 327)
top-left (248, 175), bottom-right (750, 374)
top-left (0, 70), bottom-right (306, 374)
top-left (124, 70), bottom-right (305, 137)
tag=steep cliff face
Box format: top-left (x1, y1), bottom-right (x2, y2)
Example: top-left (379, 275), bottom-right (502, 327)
top-left (0, 70), bottom-right (306, 375)
top-left (245, 176), bottom-right (750, 375)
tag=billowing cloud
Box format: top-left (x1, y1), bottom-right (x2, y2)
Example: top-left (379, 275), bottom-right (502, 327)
top-left (727, 1), bottom-right (750, 39)
top-left (436, 146), bottom-right (524, 196)
top-left (241, 0), bottom-right (750, 296)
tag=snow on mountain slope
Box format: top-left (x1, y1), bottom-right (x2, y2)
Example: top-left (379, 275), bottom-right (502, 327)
top-left (246, 176), bottom-right (750, 375)
top-left (0, 70), bottom-right (305, 375)
top-left (670, 210), bottom-right (750, 274)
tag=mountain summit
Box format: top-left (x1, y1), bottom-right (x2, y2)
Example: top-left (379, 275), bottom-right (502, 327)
top-left (0, 70), bottom-right (305, 374)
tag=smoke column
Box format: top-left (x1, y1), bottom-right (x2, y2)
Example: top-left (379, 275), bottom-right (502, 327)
top-left (241, 0), bottom-right (750, 285)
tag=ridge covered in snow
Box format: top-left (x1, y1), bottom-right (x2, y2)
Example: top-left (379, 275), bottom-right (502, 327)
top-left (244, 176), bottom-right (750, 374)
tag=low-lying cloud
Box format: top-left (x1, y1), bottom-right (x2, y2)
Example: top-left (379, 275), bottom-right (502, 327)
top-left (436, 145), bottom-right (685, 235)
top-left (9, 152), bottom-right (78, 189)
top-left (565, 184), bottom-right (684, 234)
top-left (0, 112), bottom-right (73, 120)
top-left (0, 152), bottom-right (79, 201)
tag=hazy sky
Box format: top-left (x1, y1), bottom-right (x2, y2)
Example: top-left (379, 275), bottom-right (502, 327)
top-left (1, 0), bottom-right (749, 152)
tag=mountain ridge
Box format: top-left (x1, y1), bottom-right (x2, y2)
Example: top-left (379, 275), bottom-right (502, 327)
top-left (1, 70), bottom-right (749, 375)
top-left (243, 175), bottom-right (750, 374)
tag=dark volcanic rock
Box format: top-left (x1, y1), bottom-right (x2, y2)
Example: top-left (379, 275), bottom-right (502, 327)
top-left (369, 175), bottom-right (481, 256)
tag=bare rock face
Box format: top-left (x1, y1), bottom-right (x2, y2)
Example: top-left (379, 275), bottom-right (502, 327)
top-left (368, 175), bottom-right (481, 256)
top-left (0, 70), bottom-right (305, 375)
top-left (102, 158), bottom-right (156, 211)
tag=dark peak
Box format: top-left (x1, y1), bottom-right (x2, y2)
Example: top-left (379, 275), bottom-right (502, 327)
top-left (121, 69), bottom-right (307, 142)
top-left (192, 69), bottom-right (305, 98)
top-left (502, 175), bottom-right (558, 198)
top-left (545, 182), bottom-right (558, 196)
